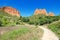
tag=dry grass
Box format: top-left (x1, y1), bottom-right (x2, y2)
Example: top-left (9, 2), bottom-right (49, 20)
top-left (0, 25), bottom-right (44, 40)
top-left (16, 26), bottom-right (43, 40)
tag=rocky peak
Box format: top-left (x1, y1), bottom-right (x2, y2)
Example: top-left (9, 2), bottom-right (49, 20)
top-left (34, 9), bottom-right (47, 15)
top-left (34, 9), bottom-right (54, 16)
top-left (0, 6), bottom-right (20, 17)
top-left (49, 12), bottom-right (54, 16)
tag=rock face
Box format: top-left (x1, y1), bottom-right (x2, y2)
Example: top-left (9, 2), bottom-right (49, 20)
top-left (49, 12), bottom-right (54, 16)
top-left (34, 9), bottom-right (54, 16)
top-left (34, 9), bottom-right (47, 15)
top-left (0, 7), bottom-right (20, 17)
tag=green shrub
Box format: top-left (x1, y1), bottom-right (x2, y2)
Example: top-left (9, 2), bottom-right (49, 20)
top-left (27, 15), bottom-right (60, 25)
top-left (21, 17), bottom-right (29, 22)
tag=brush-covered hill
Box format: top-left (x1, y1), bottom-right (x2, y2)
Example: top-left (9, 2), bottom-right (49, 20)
top-left (20, 15), bottom-right (60, 25)
top-left (48, 20), bottom-right (60, 38)
top-left (0, 10), bottom-right (21, 26)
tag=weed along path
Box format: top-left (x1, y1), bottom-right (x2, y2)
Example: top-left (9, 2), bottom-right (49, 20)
top-left (39, 26), bottom-right (59, 40)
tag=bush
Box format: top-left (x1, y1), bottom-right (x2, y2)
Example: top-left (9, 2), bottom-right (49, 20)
top-left (28, 15), bottom-right (60, 25)
top-left (21, 17), bottom-right (29, 22)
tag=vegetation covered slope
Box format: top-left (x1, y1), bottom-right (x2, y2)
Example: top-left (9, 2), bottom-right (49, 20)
top-left (0, 10), bottom-right (21, 26)
top-left (48, 20), bottom-right (60, 38)
top-left (0, 25), bottom-right (43, 40)
top-left (0, 10), bottom-right (60, 26)
top-left (20, 15), bottom-right (60, 25)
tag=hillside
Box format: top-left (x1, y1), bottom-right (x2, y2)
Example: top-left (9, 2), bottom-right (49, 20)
top-left (48, 20), bottom-right (60, 38)
top-left (0, 10), bottom-right (20, 26)
top-left (21, 15), bottom-right (60, 25)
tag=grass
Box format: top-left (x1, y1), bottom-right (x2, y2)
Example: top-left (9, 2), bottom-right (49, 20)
top-left (0, 25), bottom-right (43, 40)
top-left (0, 27), bottom-right (30, 40)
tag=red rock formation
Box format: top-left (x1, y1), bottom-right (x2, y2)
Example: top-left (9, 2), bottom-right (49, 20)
top-left (1, 7), bottom-right (20, 17)
top-left (34, 9), bottom-right (47, 15)
top-left (34, 9), bottom-right (54, 16)
top-left (49, 12), bottom-right (54, 16)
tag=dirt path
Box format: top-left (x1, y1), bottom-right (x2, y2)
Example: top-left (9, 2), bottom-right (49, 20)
top-left (0, 24), bottom-right (59, 40)
top-left (25, 24), bottom-right (59, 40)
top-left (39, 26), bottom-right (59, 40)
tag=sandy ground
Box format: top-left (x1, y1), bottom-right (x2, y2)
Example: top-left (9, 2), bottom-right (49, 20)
top-left (39, 26), bottom-right (59, 40)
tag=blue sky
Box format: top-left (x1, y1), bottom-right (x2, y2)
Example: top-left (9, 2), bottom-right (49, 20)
top-left (0, 0), bottom-right (60, 16)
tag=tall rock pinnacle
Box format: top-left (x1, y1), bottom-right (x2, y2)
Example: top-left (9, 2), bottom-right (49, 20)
top-left (49, 12), bottom-right (54, 16)
top-left (34, 9), bottom-right (54, 16)
top-left (34, 9), bottom-right (47, 16)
